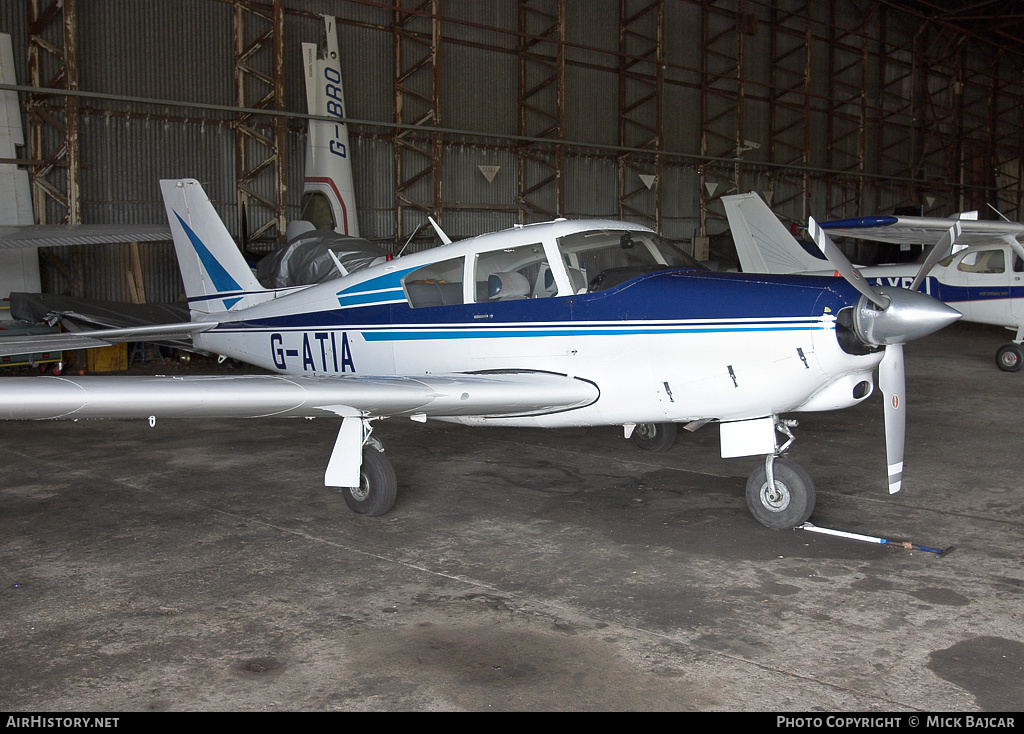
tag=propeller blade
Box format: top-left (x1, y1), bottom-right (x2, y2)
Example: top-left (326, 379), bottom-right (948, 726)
top-left (878, 344), bottom-right (906, 494)
top-left (910, 221), bottom-right (961, 292)
top-left (807, 217), bottom-right (890, 310)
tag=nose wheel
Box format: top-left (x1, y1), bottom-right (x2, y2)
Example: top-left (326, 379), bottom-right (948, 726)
top-left (745, 456), bottom-right (815, 529)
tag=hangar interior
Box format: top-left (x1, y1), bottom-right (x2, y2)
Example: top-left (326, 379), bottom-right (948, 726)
top-left (1, 0), bottom-right (1024, 305)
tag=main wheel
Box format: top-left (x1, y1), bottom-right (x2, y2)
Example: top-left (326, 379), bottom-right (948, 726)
top-left (745, 457), bottom-right (815, 529)
top-left (631, 422), bottom-right (678, 452)
top-left (341, 449), bottom-right (397, 516)
top-left (996, 343), bottom-right (1024, 372)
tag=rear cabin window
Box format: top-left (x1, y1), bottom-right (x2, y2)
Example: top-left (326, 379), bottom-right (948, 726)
top-left (957, 249), bottom-right (1005, 274)
top-left (403, 257), bottom-right (465, 308)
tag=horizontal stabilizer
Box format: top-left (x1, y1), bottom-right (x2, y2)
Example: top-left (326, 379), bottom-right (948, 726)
top-left (0, 321), bottom-right (211, 358)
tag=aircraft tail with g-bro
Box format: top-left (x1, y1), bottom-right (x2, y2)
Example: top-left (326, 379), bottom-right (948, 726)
top-left (0, 177), bottom-right (961, 529)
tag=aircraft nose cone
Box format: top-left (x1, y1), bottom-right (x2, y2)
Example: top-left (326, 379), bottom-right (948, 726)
top-left (853, 286), bottom-right (962, 346)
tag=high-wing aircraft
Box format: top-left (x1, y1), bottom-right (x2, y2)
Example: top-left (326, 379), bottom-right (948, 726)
top-left (0, 178), bottom-right (960, 529)
top-left (725, 192), bottom-right (1024, 371)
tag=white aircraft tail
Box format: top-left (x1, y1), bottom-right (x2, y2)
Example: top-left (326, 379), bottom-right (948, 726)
top-left (287, 15), bottom-right (359, 240)
top-left (724, 193), bottom-right (825, 274)
top-left (160, 179), bottom-right (271, 315)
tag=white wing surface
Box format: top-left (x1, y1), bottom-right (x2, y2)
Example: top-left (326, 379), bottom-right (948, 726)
top-left (821, 215), bottom-right (1024, 247)
top-left (0, 371), bottom-right (600, 421)
top-left (0, 224), bottom-right (172, 249)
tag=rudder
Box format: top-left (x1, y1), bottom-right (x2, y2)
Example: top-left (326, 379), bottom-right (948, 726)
top-left (160, 178), bottom-right (268, 315)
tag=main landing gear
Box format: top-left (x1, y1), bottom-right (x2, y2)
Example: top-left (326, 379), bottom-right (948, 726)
top-left (337, 431), bottom-right (398, 517)
top-left (996, 342), bottom-right (1024, 372)
top-left (630, 422), bottom-right (678, 452)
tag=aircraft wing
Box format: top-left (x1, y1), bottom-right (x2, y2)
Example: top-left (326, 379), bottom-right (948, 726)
top-left (0, 371), bottom-right (600, 421)
top-left (0, 321), bottom-right (212, 358)
top-left (821, 215), bottom-right (1024, 247)
top-left (0, 224), bottom-right (172, 249)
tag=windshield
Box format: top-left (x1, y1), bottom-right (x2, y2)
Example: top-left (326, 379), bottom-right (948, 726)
top-left (556, 229), bottom-right (705, 292)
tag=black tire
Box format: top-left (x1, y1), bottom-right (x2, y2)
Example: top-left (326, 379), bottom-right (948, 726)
top-left (745, 457), bottom-right (815, 529)
top-left (631, 422), bottom-right (678, 452)
top-left (996, 343), bottom-right (1024, 372)
top-left (341, 449), bottom-right (397, 516)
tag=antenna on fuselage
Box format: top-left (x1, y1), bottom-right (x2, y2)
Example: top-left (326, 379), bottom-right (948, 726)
top-left (428, 216), bottom-right (452, 245)
top-left (329, 249), bottom-right (350, 277)
top-left (396, 222), bottom-right (426, 258)
top-left (988, 203), bottom-right (1012, 222)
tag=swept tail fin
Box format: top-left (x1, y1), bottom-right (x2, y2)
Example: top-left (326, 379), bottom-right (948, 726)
top-left (723, 193), bottom-right (825, 274)
top-left (160, 178), bottom-right (269, 315)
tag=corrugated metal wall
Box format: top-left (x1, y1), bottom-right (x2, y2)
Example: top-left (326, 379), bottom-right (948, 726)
top-left (1, 0), bottom-right (1022, 302)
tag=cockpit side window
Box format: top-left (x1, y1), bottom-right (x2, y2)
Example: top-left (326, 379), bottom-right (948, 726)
top-left (403, 256), bottom-right (465, 307)
top-left (957, 249), bottom-right (1005, 274)
top-left (298, 192), bottom-right (337, 231)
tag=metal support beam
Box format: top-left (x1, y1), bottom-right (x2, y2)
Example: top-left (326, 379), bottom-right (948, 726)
top-left (767, 0), bottom-right (812, 224)
top-left (393, 0), bottom-right (443, 242)
top-left (27, 0), bottom-right (79, 227)
top-left (233, 0), bottom-right (287, 249)
top-left (517, 0), bottom-right (565, 223)
top-left (824, 0), bottom-right (876, 220)
top-left (617, 0), bottom-right (664, 232)
top-left (699, 0), bottom-right (745, 238)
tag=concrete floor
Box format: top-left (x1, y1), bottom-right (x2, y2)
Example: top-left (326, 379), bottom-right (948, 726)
top-left (1, 320), bottom-right (1022, 711)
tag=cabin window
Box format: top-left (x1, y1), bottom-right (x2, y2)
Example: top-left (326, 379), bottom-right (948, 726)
top-left (298, 192), bottom-right (337, 231)
top-left (957, 249), bottom-right (1005, 274)
top-left (403, 257), bottom-right (465, 307)
top-left (473, 243), bottom-right (552, 301)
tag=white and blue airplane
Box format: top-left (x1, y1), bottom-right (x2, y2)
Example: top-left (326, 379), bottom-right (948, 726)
top-left (0, 178), bottom-right (960, 530)
top-left (725, 192), bottom-right (1024, 371)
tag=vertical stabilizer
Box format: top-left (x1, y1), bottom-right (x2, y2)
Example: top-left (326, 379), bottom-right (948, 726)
top-left (287, 15), bottom-right (359, 240)
top-left (724, 193), bottom-right (825, 274)
top-left (160, 179), bottom-right (269, 315)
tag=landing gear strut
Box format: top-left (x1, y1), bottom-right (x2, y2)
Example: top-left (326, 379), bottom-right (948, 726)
top-left (743, 419), bottom-right (814, 529)
top-left (745, 456), bottom-right (815, 529)
top-left (341, 443), bottom-right (397, 516)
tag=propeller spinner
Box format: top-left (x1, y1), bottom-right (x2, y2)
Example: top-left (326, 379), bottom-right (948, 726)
top-left (807, 217), bottom-right (961, 493)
